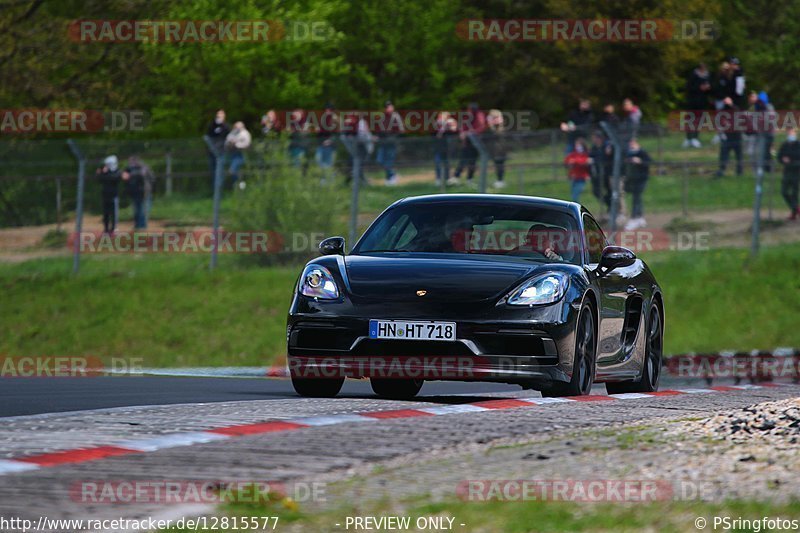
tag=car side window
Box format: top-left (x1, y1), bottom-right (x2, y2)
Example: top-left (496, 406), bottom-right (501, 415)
top-left (583, 215), bottom-right (606, 264)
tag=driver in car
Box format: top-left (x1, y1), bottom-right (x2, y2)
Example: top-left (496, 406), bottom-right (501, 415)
top-left (517, 224), bottom-right (565, 261)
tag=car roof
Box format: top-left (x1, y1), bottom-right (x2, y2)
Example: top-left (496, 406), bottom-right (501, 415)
top-left (392, 194), bottom-right (581, 213)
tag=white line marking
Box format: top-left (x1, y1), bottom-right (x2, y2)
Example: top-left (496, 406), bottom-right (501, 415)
top-left (608, 393), bottom-right (653, 399)
top-left (290, 414), bottom-right (377, 426)
top-left (518, 397), bottom-right (576, 404)
top-left (417, 404), bottom-right (489, 415)
top-left (674, 388), bottom-right (718, 394)
top-left (115, 431), bottom-right (229, 452)
top-left (0, 460), bottom-right (39, 474)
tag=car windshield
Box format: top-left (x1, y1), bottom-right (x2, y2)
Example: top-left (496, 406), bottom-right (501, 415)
top-left (354, 201), bottom-right (582, 265)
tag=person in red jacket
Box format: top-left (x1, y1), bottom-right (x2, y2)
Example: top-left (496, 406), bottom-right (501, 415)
top-left (564, 137), bottom-right (591, 203)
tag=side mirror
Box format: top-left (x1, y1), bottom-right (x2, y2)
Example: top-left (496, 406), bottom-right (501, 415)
top-left (319, 236), bottom-right (345, 256)
top-left (599, 245), bottom-right (636, 271)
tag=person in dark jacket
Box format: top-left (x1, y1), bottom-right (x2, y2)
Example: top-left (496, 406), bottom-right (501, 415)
top-left (598, 103), bottom-right (619, 134)
top-left (375, 100), bottom-right (404, 185)
top-left (560, 98), bottom-right (594, 153)
top-left (684, 62), bottom-right (711, 148)
top-left (485, 109), bottom-right (509, 188)
top-left (316, 102), bottom-right (338, 183)
top-left (623, 138), bottom-right (651, 230)
top-left (433, 112), bottom-right (457, 185)
top-left (778, 128), bottom-right (800, 220)
top-left (715, 97), bottom-right (743, 178)
top-left (206, 109), bottom-right (230, 185)
top-left (122, 156), bottom-right (148, 229)
top-left (453, 102), bottom-right (487, 186)
top-left (589, 131), bottom-right (611, 211)
top-left (96, 155), bottom-right (121, 234)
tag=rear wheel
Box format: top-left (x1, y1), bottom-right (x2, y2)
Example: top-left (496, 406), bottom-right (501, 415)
top-left (371, 378), bottom-right (424, 400)
top-left (542, 303), bottom-right (596, 397)
top-left (291, 377), bottom-right (345, 398)
top-left (606, 304), bottom-right (663, 394)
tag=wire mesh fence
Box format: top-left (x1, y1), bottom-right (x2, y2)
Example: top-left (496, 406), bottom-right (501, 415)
top-left (0, 124), bottom-right (787, 269)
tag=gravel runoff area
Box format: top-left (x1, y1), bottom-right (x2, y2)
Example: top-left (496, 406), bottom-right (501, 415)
top-left (307, 397), bottom-right (800, 511)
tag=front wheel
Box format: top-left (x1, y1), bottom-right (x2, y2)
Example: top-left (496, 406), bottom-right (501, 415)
top-left (606, 304), bottom-right (663, 394)
top-left (291, 377), bottom-right (345, 398)
top-left (371, 378), bottom-right (424, 400)
top-left (542, 303), bottom-right (596, 397)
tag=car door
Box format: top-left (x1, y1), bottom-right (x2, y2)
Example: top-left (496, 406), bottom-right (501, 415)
top-left (582, 214), bottom-right (629, 364)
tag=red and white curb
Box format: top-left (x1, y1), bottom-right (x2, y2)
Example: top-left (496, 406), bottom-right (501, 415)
top-left (0, 384), bottom-right (790, 477)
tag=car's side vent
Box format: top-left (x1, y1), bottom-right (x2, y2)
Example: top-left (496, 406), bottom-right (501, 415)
top-left (621, 296), bottom-right (643, 351)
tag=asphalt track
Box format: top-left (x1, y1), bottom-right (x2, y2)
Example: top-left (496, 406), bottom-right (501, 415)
top-left (0, 376), bottom-right (522, 417)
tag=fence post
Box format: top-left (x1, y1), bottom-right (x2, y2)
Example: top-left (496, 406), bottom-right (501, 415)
top-left (751, 134), bottom-right (766, 258)
top-left (56, 178), bottom-right (62, 233)
top-left (203, 135), bottom-right (224, 271)
top-left (165, 149), bottom-right (173, 197)
top-left (600, 121), bottom-right (622, 239)
top-left (66, 140), bottom-right (85, 275)
top-left (682, 163), bottom-right (689, 217)
top-left (550, 129), bottom-right (558, 181)
top-left (469, 132), bottom-right (488, 193)
top-left (340, 136), bottom-right (362, 247)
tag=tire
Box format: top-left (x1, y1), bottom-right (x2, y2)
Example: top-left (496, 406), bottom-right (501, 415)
top-left (606, 304), bottom-right (663, 394)
top-left (291, 377), bottom-right (344, 398)
top-left (370, 378), bottom-right (424, 400)
top-left (542, 302), bottom-right (596, 397)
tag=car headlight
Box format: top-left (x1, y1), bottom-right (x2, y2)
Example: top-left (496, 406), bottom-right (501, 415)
top-left (507, 273), bottom-right (569, 306)
top-left (299, 265), bottom-right (340, 299)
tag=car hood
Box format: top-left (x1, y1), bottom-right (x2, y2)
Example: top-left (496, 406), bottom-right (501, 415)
top-left (344, 253), bottom-right (556, 302)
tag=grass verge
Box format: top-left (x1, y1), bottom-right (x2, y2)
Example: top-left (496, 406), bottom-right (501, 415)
top-left (1, 243), bottom-right (799, 366)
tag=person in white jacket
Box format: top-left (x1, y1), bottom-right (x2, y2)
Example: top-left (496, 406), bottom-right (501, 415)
top-left (225, 121), bottom-right (252, 188)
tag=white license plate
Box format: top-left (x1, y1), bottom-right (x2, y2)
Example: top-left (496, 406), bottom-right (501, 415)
top-left (369, 320), bottom-right (456, 341)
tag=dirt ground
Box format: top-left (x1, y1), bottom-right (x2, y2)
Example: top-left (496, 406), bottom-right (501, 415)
top-left (0, 205), bottom-right (798, 264)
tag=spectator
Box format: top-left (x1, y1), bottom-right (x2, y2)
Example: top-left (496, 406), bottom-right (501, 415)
top-left (453, 102), bottom-right (487, 186)
top-left (589, 131), bottom-right (611, 211)
top-left (485, 109), bottom-right (509, 189)
top-left (225, 121), bottom-right (252, 189)
top-left (623, 138), bottom-right (651, 230)
top-left (778, 127), bottom-right (800, 220)
top-left (287, 109), bottom-right (310, 173)
top-left (316, 102), bottom-right (338, 182)
top-left (96, 155), bottom-right (121, 234)
top-left (713, 61), bottom-right (733, 111)
top-left (260, 109), bottom-right (283, 136)
top-left (729, 57), bottom-right (746, 108)
top-left (342, 111), bottom-right (373, 185)
top-left (684, 62), bottom-right (711, 148)
top-left (564, 137), bottom-right (590, 203)
top-left (122, 156), bottom-right (153, 230)
top-left (598, 103), bottom-right (619, 133)
top-left (560, 98), bottom-right (594, 153)
top-left (715, 97), bottom-right (743, 178)
top-left (620, 98), bottom-right (642, 144)
top-left (433, 112), bottom-right (457, 185)
top-left (376, 100), bottom-right (404, 185)
top-left (206, 109), bottom-right (230, 183)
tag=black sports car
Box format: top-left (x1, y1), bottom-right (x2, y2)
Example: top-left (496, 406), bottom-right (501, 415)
top-left (287, 194), bottom-right (664, 399)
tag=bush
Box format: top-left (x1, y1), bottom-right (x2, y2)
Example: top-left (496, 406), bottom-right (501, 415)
top-left (230, 156), bottom-right (347, 264)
